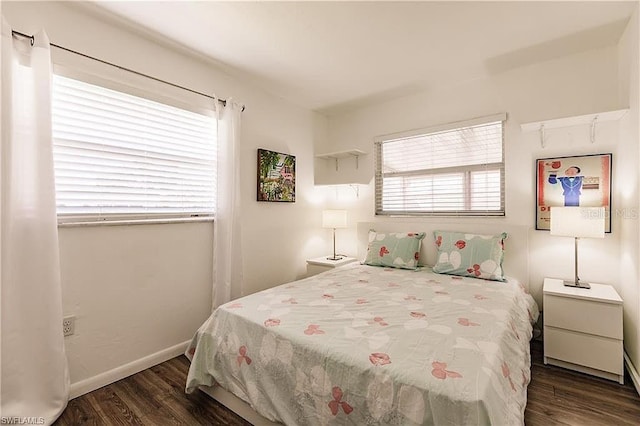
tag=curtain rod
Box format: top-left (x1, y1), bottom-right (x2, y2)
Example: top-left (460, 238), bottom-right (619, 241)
top-left (11, 30), bottom-right (245, 112)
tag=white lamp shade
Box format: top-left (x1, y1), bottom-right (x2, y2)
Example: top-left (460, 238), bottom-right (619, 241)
top-left (550, 207), bottom-right (605, 238)
top-left (322, 210), bottom-right (347, 229)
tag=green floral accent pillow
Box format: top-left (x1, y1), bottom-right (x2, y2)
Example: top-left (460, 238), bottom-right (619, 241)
top-left (432, 231), bottom-right (507, 282)
top-left (363, 230), bottom-right (426, 270)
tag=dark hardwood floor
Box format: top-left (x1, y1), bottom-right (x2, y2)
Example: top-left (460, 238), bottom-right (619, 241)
top-left (526, 340), bottom-right (640, 425)
top-left (54, 356), bottom-right (250, 426)
top-left (54, 340), bottom-right (640, 425)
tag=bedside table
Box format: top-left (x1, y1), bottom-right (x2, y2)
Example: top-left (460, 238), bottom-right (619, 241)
top-left (306, 256), bottom-right (357, 277)
top-left (543, 277), bottom-right (623, 383)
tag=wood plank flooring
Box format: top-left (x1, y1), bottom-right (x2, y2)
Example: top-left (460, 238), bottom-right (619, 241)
top-left (54, 340), bottom-right (640, 425)
top-left (525, 340), bottom-right (640, 425)
top-left (54, 356), bottom-right (250, 426)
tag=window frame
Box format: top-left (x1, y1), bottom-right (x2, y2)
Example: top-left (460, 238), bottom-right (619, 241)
top-left (51, 68), bottom-right (218, 226)
top-left (374, 113), bottom-right (506, 217)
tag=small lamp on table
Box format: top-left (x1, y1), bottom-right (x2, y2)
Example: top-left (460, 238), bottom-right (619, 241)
top-left (550, 206), bottom-right (605, 289)
top-left (322, 210), bottom-right (347, 261)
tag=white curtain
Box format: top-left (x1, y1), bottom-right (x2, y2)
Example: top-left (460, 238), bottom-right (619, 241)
top-left (1, 20), bottom-right (69, 424)
top-left (212, 100), bottom-right (243, 310)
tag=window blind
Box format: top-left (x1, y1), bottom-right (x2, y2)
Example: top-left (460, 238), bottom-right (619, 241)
top-left (375, 115), bottom-right (505, 216)
top-left (52, 74), bottom-right (217, 222)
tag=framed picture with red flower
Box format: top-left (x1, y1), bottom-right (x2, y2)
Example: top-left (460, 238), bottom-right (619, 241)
top-left (535, 153), bottom-right (612, 232)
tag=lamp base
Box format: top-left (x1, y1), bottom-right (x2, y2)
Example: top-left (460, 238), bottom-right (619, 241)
top-left (562, 280), bottom-right (591, 289)
top-left (326, 256), bottom-right (344, 261)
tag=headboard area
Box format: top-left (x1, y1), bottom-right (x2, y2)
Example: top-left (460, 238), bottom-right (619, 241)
top-left (357, 221), bottom-right (530, 287)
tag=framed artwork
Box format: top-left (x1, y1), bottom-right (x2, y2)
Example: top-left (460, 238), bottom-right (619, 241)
top-left (535, 153), bottom-right (612, 232)
top-left (257, 148), bottom-right (296, 202)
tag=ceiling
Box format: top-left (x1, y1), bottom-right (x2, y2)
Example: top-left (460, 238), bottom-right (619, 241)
top-left (87, 1), bottom-right (638, 115)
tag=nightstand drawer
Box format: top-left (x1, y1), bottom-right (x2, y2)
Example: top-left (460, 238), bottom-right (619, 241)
top-left (306, 256), bottom-right (357, 278)
top-left (307, 264), bottom-right (331, 277)
top-left (544, 294), bottom-right (622, 339)
top-left (544, 326), bottom-right (623, 375)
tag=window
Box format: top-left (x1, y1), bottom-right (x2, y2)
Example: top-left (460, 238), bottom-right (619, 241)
top-left (52, 74), bottom-right (217, 223)
top-left (375, 114), bottom-right (505, 216)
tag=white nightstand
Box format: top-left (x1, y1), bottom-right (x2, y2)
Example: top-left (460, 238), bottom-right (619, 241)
top-left (306, 256), bottom-right (357, 277)
top-left (543, 277), bottom-right (624, 384)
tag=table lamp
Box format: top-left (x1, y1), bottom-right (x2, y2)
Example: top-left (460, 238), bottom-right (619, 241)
top-left (550, 206), bottom-right (605, 289)
top-left (322, 210), bottom-right (347, 261)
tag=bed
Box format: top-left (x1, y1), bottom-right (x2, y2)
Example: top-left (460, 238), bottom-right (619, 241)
top-left (185, 223), bottom-right (539, 425)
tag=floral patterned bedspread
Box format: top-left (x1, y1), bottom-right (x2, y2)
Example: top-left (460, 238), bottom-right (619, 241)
top-left (185, 264), bottom-right (539, 425)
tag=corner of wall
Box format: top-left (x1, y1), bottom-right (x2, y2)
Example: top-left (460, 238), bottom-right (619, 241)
top-left (616, 1), bottom-right (640, 377)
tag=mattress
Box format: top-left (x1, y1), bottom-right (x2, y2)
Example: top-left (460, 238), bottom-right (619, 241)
top-left (185, 263), bottom-right (539, 425)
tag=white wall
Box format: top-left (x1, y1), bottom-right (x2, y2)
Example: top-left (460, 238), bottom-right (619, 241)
top-left (321, 44), bottom-right (625, 307)
top-left (4, 0), bottom-right (637, 398)
top-left (2, 1), bottom-right (329, 392)
top-left (617, 5), bottom-right (640, 377)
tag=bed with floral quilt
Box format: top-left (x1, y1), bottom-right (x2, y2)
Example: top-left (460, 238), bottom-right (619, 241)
top-left (185, 262), bottom-right (538, 425)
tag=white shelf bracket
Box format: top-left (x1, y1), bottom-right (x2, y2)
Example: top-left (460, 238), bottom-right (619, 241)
top-left (591, 115), bottom-right (598, 144)
top-left (348, 184), bottom-right (360, 199)
top-left (354, 154), bottom-right (360, 170)
top-left (540, 124), bottom-right (546, 148)
top-left (335, 157), bottom-right (339, 171)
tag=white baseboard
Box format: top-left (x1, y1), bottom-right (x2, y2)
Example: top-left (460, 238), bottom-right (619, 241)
top-left (624, 351), bottom-right (640, 396)
top-left (69, 340), bottom-right (190, 399)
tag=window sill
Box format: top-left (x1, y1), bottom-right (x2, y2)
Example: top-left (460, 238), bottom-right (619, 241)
top-left (58, 216), bottom-right (214, 228)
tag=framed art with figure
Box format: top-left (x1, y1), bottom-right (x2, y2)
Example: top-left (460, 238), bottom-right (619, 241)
top-left (536, 153), bottom-right (612, 232)
top-left (257, 148), bottom-right (296, 202)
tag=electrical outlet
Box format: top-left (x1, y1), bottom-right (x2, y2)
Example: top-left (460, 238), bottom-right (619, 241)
top-left (63, 316), bottom-right (75, 337)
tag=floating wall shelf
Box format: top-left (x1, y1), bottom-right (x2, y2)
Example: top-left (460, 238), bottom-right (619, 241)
top-left (521, 109), bottom-right (629, 132)
top-left (315, 149), bottom-right (367, 171)
top-left (521, 109), bottom-right (629, 147)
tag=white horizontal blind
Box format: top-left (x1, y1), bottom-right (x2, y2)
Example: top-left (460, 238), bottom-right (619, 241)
top-left (52, 74), bottom-right (217, 222)
top-left (375, 116), bottom-right (505, 216)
